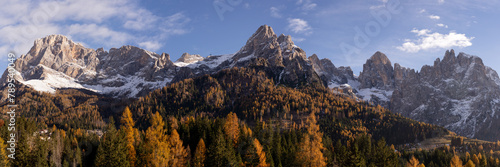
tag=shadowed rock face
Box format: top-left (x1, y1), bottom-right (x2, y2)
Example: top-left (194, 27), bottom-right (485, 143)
top-left (229, 25), bottom-right (323, 88)
top-left (359, 51), bottom-right (395, 90)
top-left (1, 25), bottom-right (326, 98)
top-left (308, 54), bottom-right (354, 85)
top-left (5, 27), bottom-right (500, 141)
top-left (2, 35), bottom-right (178, 98)
top-left (390, 50), bottom-right (500, 139)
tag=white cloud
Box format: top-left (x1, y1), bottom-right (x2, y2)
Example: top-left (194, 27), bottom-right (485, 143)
top-left (438, 0), bottom-right (445, 4)
top-left (397, 29), bottom-right (474, 53)
top-left (292, 37), bottom-right (306, 42)
top-left (437, 23), bottom-right (448, 28)
top-left (0, 0), bottom-right (191, 59)
top-left (419, 9), bottom-right (427, 13)
top-left (296, 0), bottom-right (317, 11)
top-left (287, 18), bottom-right (312, 35)
top-left (139, 41), bottom-right (162, 51)
top-left (270, 7), bottom-right (282, 18)
top-left (158, 13), bottom-right (191, 37)
top-left (429, 15), bottom-right (440, 20)
top-left (67, 24), bottom-right (131, 47)
top-left (123, 8), bottom-right (160, 30)
top-left (370, 5), bottom-right (385, 10)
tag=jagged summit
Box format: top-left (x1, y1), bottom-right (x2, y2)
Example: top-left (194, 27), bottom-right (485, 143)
top-left (174, 53), bottom-right (204, 67)
top-left (5, 28), bottom-right (500, 141)
top-left (369, 51), bottom-right (392, 66)
top-left (358, 51), bottom-right (394, 90)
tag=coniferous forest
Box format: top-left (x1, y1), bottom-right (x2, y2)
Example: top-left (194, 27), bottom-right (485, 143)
top-left (2, 67), bottom-right (500, 166)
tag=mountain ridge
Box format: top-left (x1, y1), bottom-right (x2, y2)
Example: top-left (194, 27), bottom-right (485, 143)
top-left (2, 25), bottom-right (500, 140)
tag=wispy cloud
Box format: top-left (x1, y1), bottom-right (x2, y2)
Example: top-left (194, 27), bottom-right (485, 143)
top-left (429, 15), bottom-right (440, 20)
top-left (296, 0), bottom-right (317, 12)
top-left (397, 29), bottom-right (474, 53)
top-left (287, 18), bottom-right (312, 35)
top-left (139, 41), bottom-right (162, 51)
top-left (0, 0), bottom-right (191, 56)
top-left (270, 7), bottom-right (282, 18)
top-left (67, 24), bottom-right (131, 47)
top-left (437, 23), bottom-right (448, 28)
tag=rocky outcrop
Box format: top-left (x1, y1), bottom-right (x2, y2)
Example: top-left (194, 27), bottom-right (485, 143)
top-left (229, 25), bottom-right (323, 88)
top-left (5, 28), bottom-right (500, 141)
top-left (175, 53), bottom-right (204, 64)
top-left (358, 51), bottom-right (394, 90)
top-left (309, 54), bottom-right (355, 85)
top-left (391, 50), bottom-right (500, 139)
top-left (1, 35), bottom-right (177, 98)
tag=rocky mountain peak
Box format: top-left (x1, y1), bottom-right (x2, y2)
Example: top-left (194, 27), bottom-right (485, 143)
top-left (175, 53), bottom-right (204, 64)
top-left (370, 51), bottom-right (392, 65)
top-left (251, 25), bottom-right (276, 41)
top-left (391, 50), bottom-right (500, 139)
top-left (359, 51), bottom-right (394, 89)
top-left (442, 49), bottom-right (456, 63)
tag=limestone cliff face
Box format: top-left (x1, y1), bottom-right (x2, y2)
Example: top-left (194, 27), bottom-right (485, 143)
top-left (229, 25), bottom-right (323, 88)
top-left (391, 50), bottom-right (500, 139)
top-left (5, 27), bottom-right (500, 141)
top-left (358, 51), bottom-right (394, 90)
top-left (2, 35), bottom-right (177, 98)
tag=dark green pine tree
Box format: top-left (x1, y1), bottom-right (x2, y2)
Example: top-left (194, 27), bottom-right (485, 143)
top-left (272, 129), bottom-right (283, 167)
top-left (33, 138), bottom-right (49, 167)
top-left (12, 117), bottom-right (37, 167)
top-left (334, 140), bottom-right (348, 166)
top-left (347, 142), bottom-right (366, 167)
top-left (372, 138), bottom-right (398, 167)
top-left (208, 128), bottom-right (228, 166)
top-left (95, 118), bottom-right (130, 167)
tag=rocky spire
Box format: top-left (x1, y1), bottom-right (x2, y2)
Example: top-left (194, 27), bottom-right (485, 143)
top-left (358, 51), bottom-right (394, 89)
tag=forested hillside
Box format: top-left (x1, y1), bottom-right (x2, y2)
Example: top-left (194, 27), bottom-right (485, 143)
top-left (1, 66), bottom-right (499, 166)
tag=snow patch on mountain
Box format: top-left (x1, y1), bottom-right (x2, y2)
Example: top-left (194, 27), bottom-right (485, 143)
top-left (357, 88), bottom-right (393, 102)
top-left (18, 65), bottom-right (95, 93)
top-left (183, 54), bottom-right (234, 69)
top-left (84, 75), bottom-right (172, 98)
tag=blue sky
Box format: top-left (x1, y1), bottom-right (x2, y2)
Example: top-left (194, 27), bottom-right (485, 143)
top-left (1, 0), bottom-right (499, 74)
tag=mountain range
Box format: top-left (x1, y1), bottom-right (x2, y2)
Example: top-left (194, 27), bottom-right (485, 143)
top-left (2, 25), bottom-right (500, 141)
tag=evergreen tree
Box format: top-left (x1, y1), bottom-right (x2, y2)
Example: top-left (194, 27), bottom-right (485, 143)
top-left (120, 107), bottom-right (139, 167)
top-left (208, 128), bottom-right (229, 166)
top-left (347, 142), bottom-right (365, 167)
top-left (245, 138), bottom-right (270, 167)
top-left (95, 118), bottom-right (130, 167)
top-left (372, 138), bottom-right (398, 167)
top-left (33, 138), bottom-right (49, 167)
top-left (50, 130), bottom-right (64, 167)
top-left (193, 138), bottom-right (207, 167)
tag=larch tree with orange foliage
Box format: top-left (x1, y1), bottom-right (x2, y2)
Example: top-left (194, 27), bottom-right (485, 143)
top-left (224, 112), bottom-right (240, 146)
top-left (193, 138), bottom-right (206, 167)
top-left (451, 155), bottom-right (463, 167)
top-left (169, 129), bottom-right (188, 167)
top-left (120, 107), bottom-right (139, 166)
top-left (245, 138), bottom-right (270, 167)
top-left (295, 111), bottom-right (327, 167)
top-left (143, 112), bottom-right (170, 167)
top-left (406, 156), bottom-right (425, 167)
